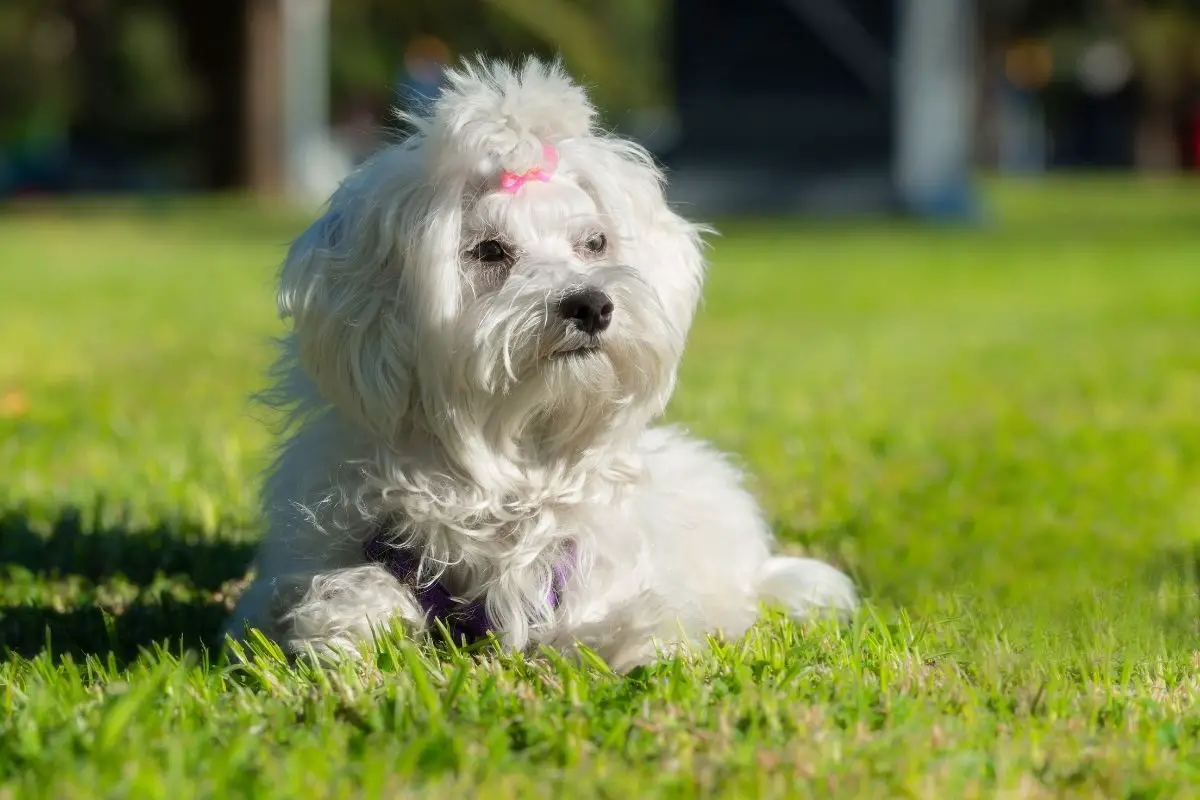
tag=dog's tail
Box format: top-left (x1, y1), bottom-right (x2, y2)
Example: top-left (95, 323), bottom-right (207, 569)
top-left (755, 556), bottom-right (859, 622)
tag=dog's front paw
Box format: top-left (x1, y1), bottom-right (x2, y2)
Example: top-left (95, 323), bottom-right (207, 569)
top-left (756, 556), bottom-right (859, 621)
top-left (545, 591), bottom-right (683, 671)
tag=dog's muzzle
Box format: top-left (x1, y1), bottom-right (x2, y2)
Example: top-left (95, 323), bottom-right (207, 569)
top-left (558, 287), bottom-right (613, 336)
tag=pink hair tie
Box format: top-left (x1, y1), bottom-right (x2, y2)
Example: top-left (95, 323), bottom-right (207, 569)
top-left (499, 143), bottom-right (559, 194)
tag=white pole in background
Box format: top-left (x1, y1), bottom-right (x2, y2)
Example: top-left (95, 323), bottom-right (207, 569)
top-left (895, 0), bottom-right (978, 219)
top-left (282, 0), bottom-right (348, 205)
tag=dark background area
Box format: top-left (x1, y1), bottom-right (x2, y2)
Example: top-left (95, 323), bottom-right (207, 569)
top-left (0, 0), bottom-right (1198, 201)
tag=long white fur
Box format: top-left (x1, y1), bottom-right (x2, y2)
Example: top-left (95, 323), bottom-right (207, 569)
top-left (224, 58), bottom-right (858, 671)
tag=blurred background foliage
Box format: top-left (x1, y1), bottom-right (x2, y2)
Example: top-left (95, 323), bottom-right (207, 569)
top-left (0, 0), bottom-right (671, 146)
top-left (2, 0), bottom-right (1200, 193)
top-left (328, 0), bottom-right (670, 115)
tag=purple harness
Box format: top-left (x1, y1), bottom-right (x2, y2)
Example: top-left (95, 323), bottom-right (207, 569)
top-left (363, 530), bottom-right (575, 642)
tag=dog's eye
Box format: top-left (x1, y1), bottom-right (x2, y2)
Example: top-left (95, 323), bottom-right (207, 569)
top-left (470, 239), bottom-right (510, 264)
top-left (584, 232), bottom-right (607, 255)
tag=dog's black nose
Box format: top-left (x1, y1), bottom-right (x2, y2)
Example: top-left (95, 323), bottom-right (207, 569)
top-left (558, 288), bottom-right (614, 335)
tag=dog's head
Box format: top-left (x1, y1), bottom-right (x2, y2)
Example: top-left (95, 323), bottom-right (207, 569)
top-left (279, 58), bottom-right (706, 474)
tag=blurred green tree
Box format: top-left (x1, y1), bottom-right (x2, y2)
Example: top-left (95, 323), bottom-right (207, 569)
top-left (329, 0), bottom-right (668, 122)
top-left (0, 0), bottom-right (669, 181)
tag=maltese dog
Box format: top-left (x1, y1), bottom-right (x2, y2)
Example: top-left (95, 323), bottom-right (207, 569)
top-left (225, 58), bottom-right (858, 670)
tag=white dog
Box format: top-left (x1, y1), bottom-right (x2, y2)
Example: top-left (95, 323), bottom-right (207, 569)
top-left (224, 58), bottom-right (857, 671)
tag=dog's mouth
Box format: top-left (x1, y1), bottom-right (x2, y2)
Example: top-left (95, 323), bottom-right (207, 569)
top-left (551, 344), bottom-right (602, 360)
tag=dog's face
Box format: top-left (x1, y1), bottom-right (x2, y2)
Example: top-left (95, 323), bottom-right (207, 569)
top-left (278, 60), bottom-right (706, 470)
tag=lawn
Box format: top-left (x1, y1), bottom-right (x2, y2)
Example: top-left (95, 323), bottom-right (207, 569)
top-left (1, 179), bottom-right (1199, 798)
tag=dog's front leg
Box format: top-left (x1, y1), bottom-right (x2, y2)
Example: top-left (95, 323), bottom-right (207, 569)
top-left (271, 564), bottom-right (428, 659)
top-left (546, 589), bottom-right (691, 672)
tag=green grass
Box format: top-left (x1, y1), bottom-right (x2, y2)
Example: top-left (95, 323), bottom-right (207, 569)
top-left (2, 179), bottom-right (1199, 798)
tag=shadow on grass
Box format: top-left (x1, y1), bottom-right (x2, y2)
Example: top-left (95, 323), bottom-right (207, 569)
top-left (0, 597), bottom-right (234, 664)
top-left (0, 506), bottom-right (256, 663)
top-left (0, 506), bottom-right (256, 590)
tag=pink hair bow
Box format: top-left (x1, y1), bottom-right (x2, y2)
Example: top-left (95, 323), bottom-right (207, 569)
top-left (499, 143), bottom-right (559, 194)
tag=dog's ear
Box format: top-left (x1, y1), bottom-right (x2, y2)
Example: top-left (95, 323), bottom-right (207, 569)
top-left (277, 148), bottom-right (427, 437)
